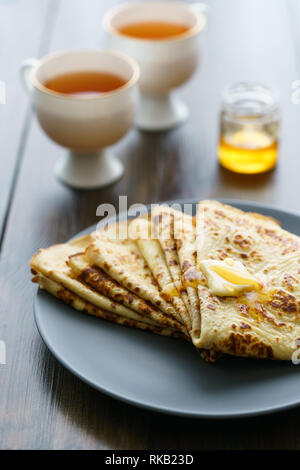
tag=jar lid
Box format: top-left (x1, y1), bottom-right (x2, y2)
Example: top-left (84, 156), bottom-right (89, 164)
top-left (221, 82), bottom-right (279, 123)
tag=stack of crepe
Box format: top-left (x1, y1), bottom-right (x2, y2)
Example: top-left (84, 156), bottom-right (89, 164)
top-left (31, 201), bottom-right (300, 362)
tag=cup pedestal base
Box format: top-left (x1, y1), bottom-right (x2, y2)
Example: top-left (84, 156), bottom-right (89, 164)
top-left (136, 93), bottom-right (189, 132)
top-left (54, 150), bottom-right (124, 190)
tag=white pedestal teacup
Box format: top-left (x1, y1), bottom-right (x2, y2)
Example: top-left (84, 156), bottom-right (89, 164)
top-left (20, 50), bottom-right (139, 189)
top-left (103, 2), bottom-right (207, 132)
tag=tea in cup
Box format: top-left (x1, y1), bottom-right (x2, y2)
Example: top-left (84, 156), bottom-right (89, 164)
top-left (20, 50), bottom-right (139, 189)
top-left (103, 1), bottom-right (207, 131)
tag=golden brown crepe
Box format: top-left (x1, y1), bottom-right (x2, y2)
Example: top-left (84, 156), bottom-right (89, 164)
top-left (150, 206), bottom-right (208, 345)
top-left (34, 272), bottom-right (184, 339)
top-left (150, 206), bottom-right (193, 323)
top-left (85, 227), bottom-right (183, 326)
top-left (68, 251), bottom-right (183, 331)
top-left (147, 206), bottom-right (220, 362)
top-left (196, 200), bottom-right (300, 360)
top-left (31, 234), bottom-right (184, 333)
top-left (128, 217), bottom-right (191, 330)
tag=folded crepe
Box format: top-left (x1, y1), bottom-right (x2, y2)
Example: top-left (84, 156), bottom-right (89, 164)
top-left (128, 216), bottom-right (191, 332)
top-left (196, 200), bottom-right (300, 360)
top-left (149, 206), bottom-right (200, 339)
top-left (148, 206), bottom-right (220, 362)
top-left (34, 273), bottom-right (183, 338)
top-left (31, 234), bottom-right (185, 339)
top-left (85, 224), bottom-right (185, 330)
top-left (67, 251), bottom-right (183, 331)
top-left (151, 206), bottom-right (191, 312)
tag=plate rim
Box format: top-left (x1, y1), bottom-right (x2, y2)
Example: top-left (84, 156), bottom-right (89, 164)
top-left (34, 198), bottom-right (300, 419)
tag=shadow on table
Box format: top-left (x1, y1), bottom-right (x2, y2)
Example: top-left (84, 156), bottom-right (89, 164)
top-left (36, 337), bottom-right (300, 450)
top-left (216, 165), bottom-right (277, 191)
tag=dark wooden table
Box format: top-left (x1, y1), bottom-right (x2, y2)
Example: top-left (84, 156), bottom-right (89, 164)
top-left (1, 0), bottom-right (300, 450)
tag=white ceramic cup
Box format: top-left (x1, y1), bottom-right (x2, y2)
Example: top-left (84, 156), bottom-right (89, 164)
top-left (103, 1), bottom-right (207, 131)
top-left (20, 49), bottom-right (139, 189)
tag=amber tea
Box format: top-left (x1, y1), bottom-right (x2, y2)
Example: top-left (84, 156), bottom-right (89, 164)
top-left (43, 71), bottom-right (127, 96)
top-left (117, 21), bottom-right (190, 40)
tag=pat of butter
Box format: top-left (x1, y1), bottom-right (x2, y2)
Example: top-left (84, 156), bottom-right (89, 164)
top-left (199, 258), bottom-right (262, 296)
top-left (162, 282), bottom-right (180, 300)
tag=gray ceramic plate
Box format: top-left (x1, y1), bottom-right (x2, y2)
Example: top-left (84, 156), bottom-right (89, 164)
top-left (34, 199), bottom-right (300, 418)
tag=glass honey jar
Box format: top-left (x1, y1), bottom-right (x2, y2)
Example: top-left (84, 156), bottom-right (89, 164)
top-left (218, 82), bottom-right (279, 174)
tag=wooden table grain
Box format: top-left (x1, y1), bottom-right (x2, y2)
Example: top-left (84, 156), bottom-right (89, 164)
top-left (1, 0), bottom-right (300, 450)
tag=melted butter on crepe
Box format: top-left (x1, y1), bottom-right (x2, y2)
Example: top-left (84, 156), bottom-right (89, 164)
top-left (199, 258), bottom-right (262, 296)
top-left (161, 281), bottom-right (181, 300)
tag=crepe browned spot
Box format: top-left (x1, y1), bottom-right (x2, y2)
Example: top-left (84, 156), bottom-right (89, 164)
top-left (196, 200), bottom-right (300, 360)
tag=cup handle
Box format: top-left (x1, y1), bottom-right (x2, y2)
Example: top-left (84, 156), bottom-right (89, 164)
top-left (20, 58), bottom-right (38, 95)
